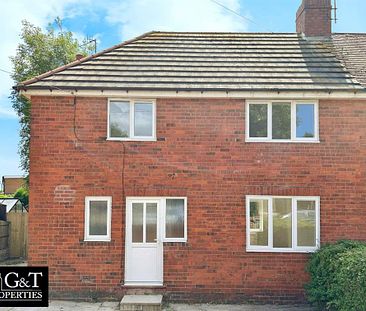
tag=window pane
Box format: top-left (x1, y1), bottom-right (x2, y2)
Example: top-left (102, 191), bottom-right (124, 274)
top-left (249, 104), bottom-right (268, 137)
top-left (296, 104), bottom-right (315, 138)
top-left (297, 200), bottom-right (316, 247)
top-left (272, 103), bottom-right (291, 139)
top-left (109, 102), bottom-right (130, 137)
top-left (249, 199), bottom-right (268, 246)
top-left (146, 203), bottom-right (157, 243)
top-left (89, 201), bottom-right (108, 236)
top-left (166, 199), bottom-right (185, 238)
top-left (273, 198), bottom-right (292, 248)
top-left (134, 103), bottom-right (153, 137)
top-left (132, 203), bottom-right (143, 242)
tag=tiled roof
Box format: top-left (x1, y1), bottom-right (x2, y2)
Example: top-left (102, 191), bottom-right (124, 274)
top-left (330, 33), bottom-right (366, 88)
top-left (17, 31), bottom-right (365, 92)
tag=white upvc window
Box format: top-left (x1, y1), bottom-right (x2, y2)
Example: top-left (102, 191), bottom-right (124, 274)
top-left (107, 99), bottom-right (156, 141)
top-left (85, 196), bottom-right (112, 241)
top-left (162, 197), bottom-right (187, 242)
top-left (246, 195), bottom-right (320, 253)
top-left (245, 100), bottom-right (319, 142)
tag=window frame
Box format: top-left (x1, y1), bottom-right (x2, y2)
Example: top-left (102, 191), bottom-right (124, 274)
top-left (245, 100), bottom-right (319, 143)
top-left (246, 195), bottom-right (320, 253)
top-left (84, 196), bottom-right (112, 242)
top-left (162, 197), bottom-right (188, 243)
top-left (126, 196), bottom-right (188, 243)
top-left (107, 98), bottom-right (156, 141)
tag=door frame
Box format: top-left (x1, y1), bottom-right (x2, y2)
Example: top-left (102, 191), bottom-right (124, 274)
top-left (124, 197), bottom-right (163, 286)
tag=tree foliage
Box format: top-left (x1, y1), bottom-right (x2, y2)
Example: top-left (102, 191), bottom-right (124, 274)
top-left (14, 186), bottom-right (29, 208)
top-left (10, 18), bottom-right (93, 175)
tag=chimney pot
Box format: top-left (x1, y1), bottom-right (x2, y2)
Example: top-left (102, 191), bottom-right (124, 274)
top-left (75, 54), bottom-right (84, 61)
top-left (296, 0), bottom-right (332, 37)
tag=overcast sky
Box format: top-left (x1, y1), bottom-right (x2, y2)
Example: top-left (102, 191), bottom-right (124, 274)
top-left (0, 0), bottom-right (365, 178)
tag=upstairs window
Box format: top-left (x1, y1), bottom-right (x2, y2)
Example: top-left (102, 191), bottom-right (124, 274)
top-left (108, 99), bottom-right (156, 140)
top-left (246, 101), bottom-right (318, 142)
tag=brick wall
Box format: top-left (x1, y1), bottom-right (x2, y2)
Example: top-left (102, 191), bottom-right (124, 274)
top-left (296, 0), bottom-right (332, 37)
top-left (28, 96), bottom-right (366, 303)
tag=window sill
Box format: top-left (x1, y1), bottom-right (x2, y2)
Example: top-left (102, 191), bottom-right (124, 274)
top-left (123, 282), bottom-right (164, 287)
top-left (84, 238), bottom-right (111, 242)
top-left (246, 248), bottom-right (318, 253)
top-left (163, 239), bottom-right (187, 243)
top-left (245, 139), bottom-right (320, 144)
top-left (107, 137), bottom-right (157, 142)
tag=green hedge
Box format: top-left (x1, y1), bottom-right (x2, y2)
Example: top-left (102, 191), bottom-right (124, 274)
top-left (305, 240), bottom-right (366, 310)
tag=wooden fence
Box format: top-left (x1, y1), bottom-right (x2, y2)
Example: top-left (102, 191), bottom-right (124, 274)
top-left (7, 213), bottom-right (28, 258)
top-left (0, 220), bottom-right (9, 260)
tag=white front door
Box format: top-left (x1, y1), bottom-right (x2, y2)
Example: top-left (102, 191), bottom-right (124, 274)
top-left (125, 199), bottom-right (163, 286)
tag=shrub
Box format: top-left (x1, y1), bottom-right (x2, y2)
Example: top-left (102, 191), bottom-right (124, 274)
top-left (305, 240), bottom-right (366, 310)
top-left (332, 247), bottom-right (366, 311)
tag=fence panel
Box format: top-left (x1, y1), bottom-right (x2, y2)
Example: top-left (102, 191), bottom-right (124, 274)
top-left (7, 213), bottom-right (28, 258)
top-left (0, 220), bottom-right (9, 260)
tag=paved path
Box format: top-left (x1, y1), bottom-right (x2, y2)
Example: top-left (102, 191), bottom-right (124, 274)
top-left (169, 303), bottom-right (314, 311)
top-left (0, 301), bottom-right (119, 311)
top-left (0, 301), bottom-right (314, 311)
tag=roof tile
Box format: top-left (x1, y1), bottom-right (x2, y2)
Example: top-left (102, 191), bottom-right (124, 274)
top-left (17, 31), bottom-right (366, 92)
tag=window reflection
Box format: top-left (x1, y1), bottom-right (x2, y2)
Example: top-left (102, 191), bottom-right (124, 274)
top-left (296, 104), bottom-right (315, 138)
top-left (272, 103), bottom-right (291, 139)
top-left (273, 198), bottom-right (292, 248)
top-left (297, 200), bottom-right (316, 247)
top-left (134, 103), bottom-right (153, 137)
top-left (249, 104), bottom-right (268, 137)
top-left (109, 102), bottom-right (130, 137)
top-left (249, 200), bottom-right (268, 246)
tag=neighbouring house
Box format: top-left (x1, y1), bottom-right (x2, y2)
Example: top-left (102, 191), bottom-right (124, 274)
top-left (15, 0), bottom-right (366, 304)
top-left (1, 176), bottom-right (25, 195)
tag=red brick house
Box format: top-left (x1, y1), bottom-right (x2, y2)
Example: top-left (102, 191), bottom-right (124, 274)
top-left (1, 175), bottom-right (25, 195)
top-left (16, 0), bottom-right (366, 304)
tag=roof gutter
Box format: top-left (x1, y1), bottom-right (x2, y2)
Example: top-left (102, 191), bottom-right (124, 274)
top-left (19, 88), bottom-right (366, 100)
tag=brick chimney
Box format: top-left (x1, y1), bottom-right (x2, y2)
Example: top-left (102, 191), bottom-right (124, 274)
top-left (296, 0), bottom-right (332, 37)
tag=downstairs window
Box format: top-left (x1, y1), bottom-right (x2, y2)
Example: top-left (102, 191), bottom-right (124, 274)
top-left (85, 196), bottom-right (112, 241)
top-left (246, 196), bottom-right (320, 252)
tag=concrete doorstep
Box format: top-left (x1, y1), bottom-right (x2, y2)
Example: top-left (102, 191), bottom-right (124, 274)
top-left (120, 294), bottom-right (163, 311)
